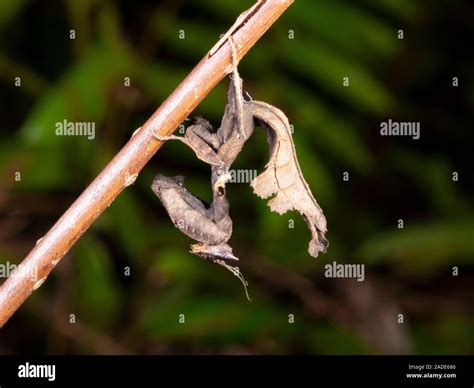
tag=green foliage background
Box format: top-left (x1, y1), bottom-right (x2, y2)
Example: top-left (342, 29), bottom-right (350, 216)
top-left (0, 0), bottom-right (473, 354)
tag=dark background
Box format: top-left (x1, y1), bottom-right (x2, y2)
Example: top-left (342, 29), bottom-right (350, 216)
top-left (0, 0), bottom-right (473, 354)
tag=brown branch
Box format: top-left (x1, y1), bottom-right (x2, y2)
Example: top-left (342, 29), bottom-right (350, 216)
top-left (0, 0), bottom-right (294, 327)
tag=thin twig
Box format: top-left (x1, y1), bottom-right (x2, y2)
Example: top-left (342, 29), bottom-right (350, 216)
top-left (0, 0), bottom-right (294, 327)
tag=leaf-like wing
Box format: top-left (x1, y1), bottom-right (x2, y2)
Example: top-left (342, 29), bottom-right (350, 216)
top-left (249, 101), bottom-right (329, 257)
top-left (151, 174), bottom-right (229, 246)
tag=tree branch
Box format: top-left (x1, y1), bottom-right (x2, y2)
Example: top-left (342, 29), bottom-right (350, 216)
top-left (0, 0), bottom-right (294, 327)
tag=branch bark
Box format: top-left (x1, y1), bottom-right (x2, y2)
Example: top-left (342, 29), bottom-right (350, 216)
top-left (0, 0), bottom-right (294, 327)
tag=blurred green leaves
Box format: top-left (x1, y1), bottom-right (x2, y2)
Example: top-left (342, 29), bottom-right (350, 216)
top-left (1, 0), bottom-right (472, 355)
top-left (20, 41), bottom-right (134, 145)
top-left (359, 221), bottom-right (474, 273)
top-left (75, 235), bottom-right (121, 327)
top-left (0, 0), bottom-right (28, 29)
